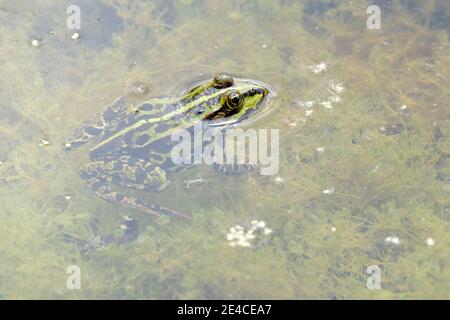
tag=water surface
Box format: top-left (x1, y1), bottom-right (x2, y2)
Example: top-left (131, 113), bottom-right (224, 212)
top-left (0, 0), bottom-right (449, 299)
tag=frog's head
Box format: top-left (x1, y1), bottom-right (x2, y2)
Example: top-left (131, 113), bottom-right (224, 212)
top-left (182, 74), bottom-right (273, 126)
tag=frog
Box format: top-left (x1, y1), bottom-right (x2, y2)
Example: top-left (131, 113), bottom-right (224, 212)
top-left (63, 74), bottom-right (273, 219)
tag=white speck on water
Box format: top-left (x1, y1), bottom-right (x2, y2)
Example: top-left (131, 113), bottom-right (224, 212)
top-left (305, 101), bottom-right (315, 108)
top-left (226, 220), bottom-right (273, 248)
top-left (316, 147), bottom-right (325, 152)
top-left (261, 44), bottom-right (267, 49)
top-left (385, 236), bottom-right (401, 245)
top-left (38, 139), bottom-right (51, 147)
top-left (184, 178), bottom-right (206, 189)
top-left (322, 187), bottom-right (335, 194)
top-left (328, 95), bottom-right (341, 103)
top-left (31, 39), bottom-right (40, 47)
top-left (426, 238), bottom-right (435, 246)
top-left (304, 109), bottom-right (314, 116)
top-left (401, 104), bottom-right (408, 110)
top-left (275, 176), bottom-right (284, 184)
top-left (64, 195), bottom-right (72, 201)
top-left (293, 100), bottom-right (315, 108)
top-left (71, 32), bottom-right (80, 40)
top-left (370, 165), bottom-right (380, 173)
top-left (310, 62), bottom-right (327, 74)
top-left (321, 101), bottom-right (333, 109)
top-left (330, 81), bottom-right (345, 94)
top-left (331, 227), bottom-right (337, 232)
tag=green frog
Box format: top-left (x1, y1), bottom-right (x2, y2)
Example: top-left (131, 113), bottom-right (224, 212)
top-left (63, 74), bottom-right (272, 219)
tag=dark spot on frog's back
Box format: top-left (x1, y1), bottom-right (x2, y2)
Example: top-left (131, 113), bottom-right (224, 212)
top-left (155, 123), bottom-right (172, 134)
top-left (135, 167), bottom-right (147, 184)
top-left (140, 103), bottom-right (153, 111)
top-left (103, 108), bottom-right (117, 122)
top-left (123, 130), bottom-right (135, 143)
top-left (136, 134), bottom-right (150, 146)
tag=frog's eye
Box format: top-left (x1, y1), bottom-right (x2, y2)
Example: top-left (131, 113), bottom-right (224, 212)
top-left (213, 73), bottom-right (234, 89)
top-left (225, 91), bottom-right (243, 110)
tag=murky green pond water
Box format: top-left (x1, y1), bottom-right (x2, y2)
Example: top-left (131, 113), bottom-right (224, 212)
top-left (1, 0), bottom-right (449, 299)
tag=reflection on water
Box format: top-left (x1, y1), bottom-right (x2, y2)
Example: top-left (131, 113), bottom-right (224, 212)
top-left (0, 0), bottom-right (449, 299)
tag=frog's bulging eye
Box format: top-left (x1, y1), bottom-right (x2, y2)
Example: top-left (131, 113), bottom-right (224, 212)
top-left (213, 73), bottom-right (234, 89)
top-left (225, 91), bottom-right (243, 110)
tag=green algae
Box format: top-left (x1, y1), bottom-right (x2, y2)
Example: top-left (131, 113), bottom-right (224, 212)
top-left (0, 0), bottom-right (449, 299)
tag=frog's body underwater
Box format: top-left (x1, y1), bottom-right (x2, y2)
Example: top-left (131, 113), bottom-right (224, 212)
top-left (63, 74), bottom-right (273, 219)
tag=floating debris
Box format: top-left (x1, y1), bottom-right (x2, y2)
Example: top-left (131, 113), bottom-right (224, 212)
top-left (385, 236), bottom-right (401, 245)
top-left (329, 81), bottom-right (345, 94)
top-left (184, 178), bottom-right (206, 189)
top-left (400, 104), bottom-right (408, 110)
top-left (226, 220), bottom-right (273, 248)
top-left (274, 176), bottom-right (284, 184)
top-left (321, 101), bottom-right (333, 109)
top-left (38, 139), bottom-right (51, 147)
top-left (370, 165), bottom-right (380, 174)
top-left (130, 82), bottom-right (148, 96)
top-left (322, 187), bottom-right (335, 194)
top-left (331, 226), bottom-right (337, 232)
top-left (310, 62), bottom-right (327, 74)
top-left (71, 32), bottom-right (80, 40)
top-left (292, 100), bottom-right (315, 109)
top-left (328, 95), bottom-right (341, 103)
top-left (64, 195), bottom-right (72, 201)
top-left (316, 147), bottom-right (325, 152)
top-left (31, 39), bottom-right (40, 47)
top-left (304, 109), bottom-right (314, 116)
top-left (426, 238), bottom-right (435, 246)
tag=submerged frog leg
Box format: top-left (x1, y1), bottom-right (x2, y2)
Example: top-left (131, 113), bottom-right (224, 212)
top-left (63, 97), bottom-right (128, 151)
top-left (80, 157), bottom-right (191, 219)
